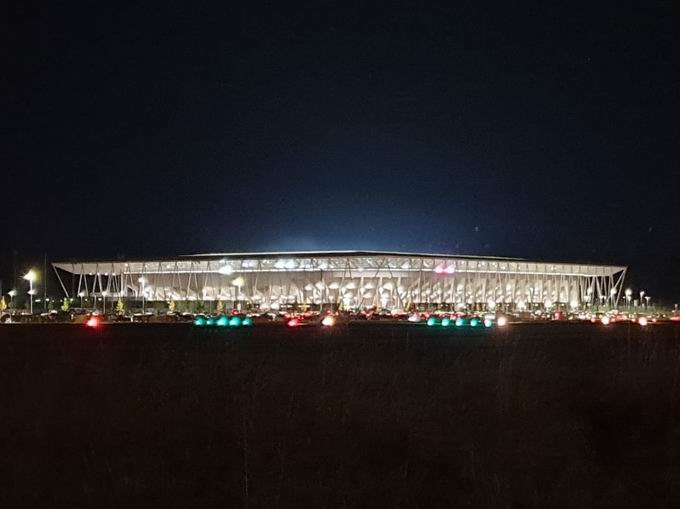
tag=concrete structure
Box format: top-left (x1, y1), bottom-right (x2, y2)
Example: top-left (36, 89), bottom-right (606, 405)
top-left (52, 251), bottom-right (627, 311)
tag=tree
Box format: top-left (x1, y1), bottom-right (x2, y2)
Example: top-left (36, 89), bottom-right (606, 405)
top-left (115, 298), bottom-right (125, 314)
top-left (61, 298), bottom-right (71, 312)
top-left (216, 300), bottom-right (224, 314)
top-left (168, 299), bottom-right (176, 313)
top-left (0, 296), bottom-right (6, 312)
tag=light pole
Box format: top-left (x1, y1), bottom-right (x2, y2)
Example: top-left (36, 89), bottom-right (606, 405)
top-left (625, 288), bottom-right (633, 310)
top-left (138, 277), bottom-right (146, 313)
top-left (78, 291), bottom-right (85, 308)
top-left (23, 270), bottom-right (37, 314)
top-left (102, 290), bottom-right (108, 315)
top-left (8, 289), bottom-right (16, 307)
top-left (232, 276), bottom-right (245, 311)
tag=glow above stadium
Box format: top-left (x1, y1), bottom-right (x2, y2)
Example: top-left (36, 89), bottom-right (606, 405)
top-left (52, 251), bottom-right (627, 311)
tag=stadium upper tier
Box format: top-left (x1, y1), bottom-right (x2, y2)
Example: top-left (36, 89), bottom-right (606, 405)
top-left (52, 251), bottom-right (627, 310)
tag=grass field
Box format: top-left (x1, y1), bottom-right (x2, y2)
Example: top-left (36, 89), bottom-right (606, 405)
top-left (2, 321), bottom-right (680, 508)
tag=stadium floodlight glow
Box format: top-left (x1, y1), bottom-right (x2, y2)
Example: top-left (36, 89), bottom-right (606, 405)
top-left (218, 265), bottom-right (234, 275)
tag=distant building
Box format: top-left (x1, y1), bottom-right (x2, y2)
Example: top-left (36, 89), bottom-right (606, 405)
top-left (52, 251), bottom-right (626, 311)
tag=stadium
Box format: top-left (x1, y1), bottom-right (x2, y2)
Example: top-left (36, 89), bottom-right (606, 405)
top-left (52, 251), bottom-right (627, 312)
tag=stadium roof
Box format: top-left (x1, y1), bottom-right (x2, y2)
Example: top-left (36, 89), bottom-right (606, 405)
top-left (53, 250), bottom-right (626, 273)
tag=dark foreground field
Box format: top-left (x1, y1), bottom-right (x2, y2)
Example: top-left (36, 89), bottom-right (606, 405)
top-left (2, 322), bottom-right (680, 508)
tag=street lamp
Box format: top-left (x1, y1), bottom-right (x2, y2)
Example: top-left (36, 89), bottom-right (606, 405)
top-left (102, 290), bottom-right (109, 314)
top-left (138, 277), bottom-right (147, 313)
top-left (232, 276), bottom-right (245, 311)
top-left (8, 289), bottom-right (16, 306)
top-left (23, 270), bottom-right (37, 314)
top-left (625, 288), bottom-right (633, 309)
top-left (78, 291), bottom-right (86, 308)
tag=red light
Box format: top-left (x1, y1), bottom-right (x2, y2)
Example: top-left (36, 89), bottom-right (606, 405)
top-left (85, 317), bottom-right (99, 328)
top-left (287, 318), bottom-right (300, 327)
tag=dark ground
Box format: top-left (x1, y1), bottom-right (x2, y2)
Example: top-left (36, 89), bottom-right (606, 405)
top-left (2, 321), bottom-right (680, 508)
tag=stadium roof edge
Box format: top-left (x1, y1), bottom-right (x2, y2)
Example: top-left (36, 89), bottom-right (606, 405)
top-left (52, 250), bottom-right (627, 271)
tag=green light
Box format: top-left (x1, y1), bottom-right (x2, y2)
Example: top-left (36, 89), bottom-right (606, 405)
top-left (470, 318), bottom-right (479, 327)
top-left (484, 318), bottom-right (493, 328)
top-left (441, 317), bottom-right (451, 327)
top-left (427, 316), bottom-right (438, 326)
top-left (206, 317), bottom-right (215, 326)
top-left (242, 317), bottom-right (253, 326)
top-left (194, 317), bottom-right (206, 326)
top-left (216, 315), bottom-right (229, 327)
top-left (229, 316), bottom-right (242, 327)
top-left (455, 317), bottom-right (464, 327)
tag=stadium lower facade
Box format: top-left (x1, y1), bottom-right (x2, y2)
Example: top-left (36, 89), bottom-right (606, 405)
top-left (52, 251), bottom-right (627, 311)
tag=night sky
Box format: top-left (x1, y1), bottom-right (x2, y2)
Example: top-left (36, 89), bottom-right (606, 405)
top-left (2, 2), bottom-right (679, 301)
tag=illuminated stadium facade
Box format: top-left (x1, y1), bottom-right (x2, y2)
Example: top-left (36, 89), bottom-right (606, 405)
top-left (52, 251), bottom-right (627, 311)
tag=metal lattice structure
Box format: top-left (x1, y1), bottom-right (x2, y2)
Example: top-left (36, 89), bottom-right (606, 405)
top-left (52, 251), bottom-right (627, 311)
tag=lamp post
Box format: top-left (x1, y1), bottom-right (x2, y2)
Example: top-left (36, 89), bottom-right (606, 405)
top-left (625, 288), bottom-right (633, 310)
top-left (8, 289), bottom-right (16, 306)
top-left (102, 290), bottom-right (108, 315)
top-left (23, 270), bottom-right (37, 314)
top-left (78, 291), bottom-right (85, 308)
top-left (232, 276), bottom-right (245, 311)
top-left (138, 277), bottom-right (147, 313)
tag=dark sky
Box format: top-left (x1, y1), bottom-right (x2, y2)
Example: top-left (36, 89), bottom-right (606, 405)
top-left (1, 1), bottom-right (679, 301)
